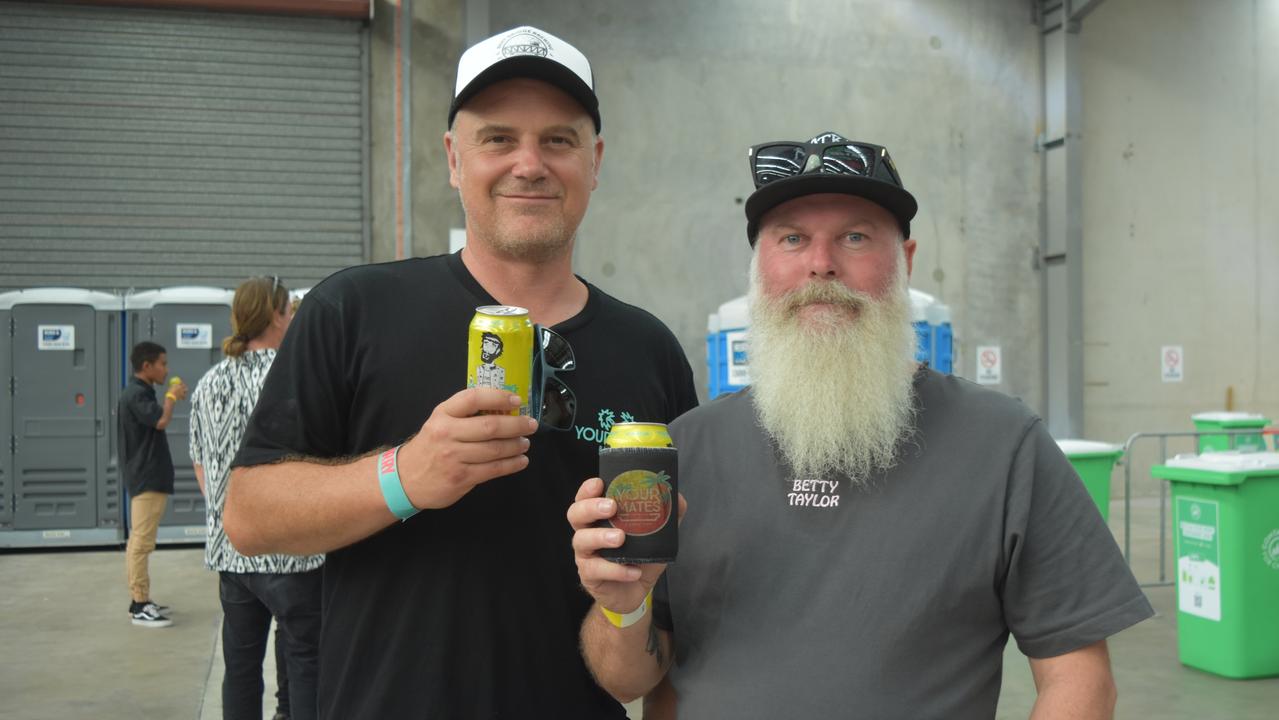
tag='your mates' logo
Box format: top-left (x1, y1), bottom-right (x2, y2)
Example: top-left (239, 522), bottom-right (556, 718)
top-left (574, 408), bottom-right (635, 445)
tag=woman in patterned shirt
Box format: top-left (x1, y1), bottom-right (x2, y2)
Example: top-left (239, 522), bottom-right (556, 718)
top-left (190, 276), bottom-right (324, 720)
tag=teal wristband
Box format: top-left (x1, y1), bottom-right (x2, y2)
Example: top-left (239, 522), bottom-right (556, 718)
top-left (377, 446), bottom-right (419, 520)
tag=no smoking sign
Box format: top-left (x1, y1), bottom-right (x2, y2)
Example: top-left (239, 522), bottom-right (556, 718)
top-left (1162, 345), bottom-right (1184, 383)
top-left (976, 346), bottom-right (1002, 385)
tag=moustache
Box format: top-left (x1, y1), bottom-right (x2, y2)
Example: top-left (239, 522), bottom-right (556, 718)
top-left (780, 280), bottom-right (871, 314)
top-left (494, 180), bottom-right (559, 197)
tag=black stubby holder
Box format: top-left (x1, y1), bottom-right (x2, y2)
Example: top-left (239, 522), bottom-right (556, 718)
top-left (596, 446), bottom-right (679, 564)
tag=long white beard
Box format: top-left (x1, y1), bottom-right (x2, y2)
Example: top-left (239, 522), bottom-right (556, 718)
top-left (747, 254), bottom-right (919, 484)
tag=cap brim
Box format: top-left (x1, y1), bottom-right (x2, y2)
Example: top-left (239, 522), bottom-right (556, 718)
top-left (449, 56), bottom-right (601, 132)
top-left (744, 174), bottom-right (917, 244)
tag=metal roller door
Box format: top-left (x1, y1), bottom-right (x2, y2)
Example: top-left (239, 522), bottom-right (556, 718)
top-left (0, 0), bottom-right (369, 290)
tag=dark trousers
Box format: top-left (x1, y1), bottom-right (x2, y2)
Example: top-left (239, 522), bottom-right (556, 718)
top-left (274, 622), bottom-right (290, 717)
top-left (219, 568), bottom-right (322, 720)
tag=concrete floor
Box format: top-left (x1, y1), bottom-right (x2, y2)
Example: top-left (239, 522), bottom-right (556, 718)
top-left (1, 498), bottom-right (1276, 719)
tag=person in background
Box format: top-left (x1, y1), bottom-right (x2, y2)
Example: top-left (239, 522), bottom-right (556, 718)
top-left (119, 340), bottom-right (187, 628)
top-left (190, 276), bottom-right (324, 720)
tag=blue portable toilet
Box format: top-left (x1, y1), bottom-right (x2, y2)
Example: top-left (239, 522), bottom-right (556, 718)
top-left (926, 301), bottom-right (953, 374)
top-left (706, 295), bottom-right (750, 399)
top-left (909, 288), bottom-right (934, 365)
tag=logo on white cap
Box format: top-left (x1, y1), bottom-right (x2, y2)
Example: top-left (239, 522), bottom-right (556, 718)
top-left (454, 25), bottom-right (594, 98)
top-left (499, 28), bottom-right (551, 59)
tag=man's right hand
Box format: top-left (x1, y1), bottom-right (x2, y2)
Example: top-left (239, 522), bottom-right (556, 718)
top-left (396, 387), bottom-right (537, 511)
top-left (568, 477), bottom-right (681, 615)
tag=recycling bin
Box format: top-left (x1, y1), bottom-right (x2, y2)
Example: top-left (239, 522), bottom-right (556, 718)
top-left (1192, 412), bottom-right (1269, 453)
top-left (1056, 440), bottom-right (1122, 523)
top-left (1151, 452), bottom-right (1279, 679)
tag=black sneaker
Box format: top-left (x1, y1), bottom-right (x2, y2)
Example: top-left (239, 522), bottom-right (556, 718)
top-left (130, 604), bottom-right (173, 628)
top-left (127, 601), bottom-right (171, 616)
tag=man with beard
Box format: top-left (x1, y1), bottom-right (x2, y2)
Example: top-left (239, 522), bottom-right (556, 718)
top-left (569, 133), bottom-right (1152, 718)
top-left (224, 26), bottom-right (697, 719)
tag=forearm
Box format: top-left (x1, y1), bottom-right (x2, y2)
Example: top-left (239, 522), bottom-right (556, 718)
top-left (1028, 641), bottom-right (1117, 720)
top-left (642, 676), bottom-right (676, 719)
top-left (1029, 683), bottom-right (1115, 720)
top-left (224, 454), bottom-right (396, 556)
top-left (155, 398), bottom-right (176, 430)
top-left (580, 604), bottom-right (672, 704)
top-left (194, 465), bottom-right (206, 497)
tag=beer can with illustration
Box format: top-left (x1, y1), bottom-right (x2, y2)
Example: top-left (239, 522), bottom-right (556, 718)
top-left (467, 305), bottom-right (533, 417)
top-left (597, 422), bottom-right (678, 563)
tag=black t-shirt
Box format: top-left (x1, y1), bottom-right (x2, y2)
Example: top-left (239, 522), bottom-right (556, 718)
top-left (118, 376), bottom-right (175, 496)
top-left (233, 252), bottom-right (698, 719)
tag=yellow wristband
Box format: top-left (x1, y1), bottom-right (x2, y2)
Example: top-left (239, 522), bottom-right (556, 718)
top-left (165, 393), bottom-right (178, 401)
top-left (600, 591), bottom-right (652, 629)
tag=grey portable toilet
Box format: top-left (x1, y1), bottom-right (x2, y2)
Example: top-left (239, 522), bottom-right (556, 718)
top-left (125, 287), bottom-right (233, 544)
top-left (0, 288), bottom-right (125, 548)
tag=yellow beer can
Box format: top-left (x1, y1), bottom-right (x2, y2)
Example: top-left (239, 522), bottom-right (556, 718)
top-left (467, 305), bottom-right (533, 416)
top-left (602, 422), bottom-right (674, 449)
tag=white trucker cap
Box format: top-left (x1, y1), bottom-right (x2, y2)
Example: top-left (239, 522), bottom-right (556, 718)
top-left (448, 25), bottom-right (600, 132)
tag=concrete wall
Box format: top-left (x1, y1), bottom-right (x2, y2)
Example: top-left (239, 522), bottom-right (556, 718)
top-left (368, 0), bottom-right (1277, 436)
top-left (368, 0), bottom-right (464, 263)
top-left (1080, 0), bottom-right (1279, 444)
top-left (476, 0), bottom-right (1044, 403)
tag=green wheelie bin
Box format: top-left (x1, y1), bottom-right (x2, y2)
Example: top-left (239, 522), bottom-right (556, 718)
top-left (1056, 439), bottom-right (1122, 523)
top-left (1151, 452), bottom-right (1279, 679)
top-left (1191, 412), bottom-right (1269, 453)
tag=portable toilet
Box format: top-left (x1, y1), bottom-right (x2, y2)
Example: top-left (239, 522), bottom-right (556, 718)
top-left (705, 312), bottom-right (722, 398)
top-left (125, 287), bottom-right (233, 543)
top-left (909, 288), bottom-right (933, 365)
top-left (0, 288), bottom-right (126, 548)
top-left (706, 295), bottom-right (750, 399)
top-left (926, 301), bottom-right (953, 374)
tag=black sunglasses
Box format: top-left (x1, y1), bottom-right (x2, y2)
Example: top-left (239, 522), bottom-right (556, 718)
top-left (530, 326), bottom-right (577, 432)
top-left (748, 139), bottom-right (903, 189)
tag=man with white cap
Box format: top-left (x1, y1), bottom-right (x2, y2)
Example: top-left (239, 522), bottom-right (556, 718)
top-left (568, 132), bottom-right (1153, 717)
top-left (225, 26), bottom-right (696, 718)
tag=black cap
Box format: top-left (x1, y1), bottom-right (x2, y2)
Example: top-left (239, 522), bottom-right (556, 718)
top-left (744, 132), bottom-right (916, 244)
top-left (449, 26), bottom-right (601, 132)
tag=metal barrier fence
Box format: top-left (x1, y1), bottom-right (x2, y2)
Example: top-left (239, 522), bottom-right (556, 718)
top-left (1118, 429), bottom-right (1272, 588)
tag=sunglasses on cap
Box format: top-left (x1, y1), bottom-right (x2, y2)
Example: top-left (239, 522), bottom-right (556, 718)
top-left (530, 326), bottom-right (577, 432)
top-left (748, 139), bottom-right (904, 189)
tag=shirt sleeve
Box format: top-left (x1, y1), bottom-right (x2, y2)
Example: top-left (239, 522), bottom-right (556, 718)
top-left (657, 323), bottom-right (699, 422)
top-left (232, 287), bottom-right (354, 467)
top-left (669, 348), bottom-right (699, 420)
top-left (188, 381), bottom-right (205, 465)
top-left (129, 386), bottom-right (164, 429)
top-left (1001, 420), bottom-right (1154, 658)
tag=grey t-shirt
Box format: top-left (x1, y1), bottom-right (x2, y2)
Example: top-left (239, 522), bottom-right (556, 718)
top-left (657, 368), bottom-right (1152, 719)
